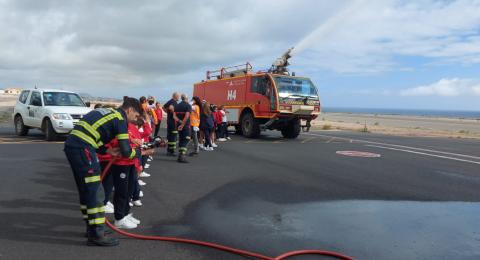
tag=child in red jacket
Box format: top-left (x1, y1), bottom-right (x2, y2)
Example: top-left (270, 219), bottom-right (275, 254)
top-left (138, 116), bottom-right (153, 177)
top-left (103, 122), bottom-right (143, 229)
top-left (128, 119), bottom-right (154, 202)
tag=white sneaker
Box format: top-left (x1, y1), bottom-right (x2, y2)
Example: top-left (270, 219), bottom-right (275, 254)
top-left (144, 163), bottom-right (150, 169)
top-left (129, 202), bottom-right (133, 207)
top-left (138, 180), bottom-right (147, 186)
top-left (217, 138), bottom-right (227, 142)
top-left (207, 147), bottom-right (214, 151)
top-left (148, 156), bottom-right (153, 160)
top-left (147, 158), bottom-right (152, 162)
top-left (105, 201), bottom-right (114, 214)
top-left (212, 143), bottom-right (218, 148)
top-left (139, 191), bottom-right (144, 198)
top-left (226, 137), bottom-right (231, 140)
top-left (115, 216), bottom-right (137, 229)
top-left (132, 200), bottom-right (143, 207)
top-left (127, 213), bottom-right (141, 224)
top-left (139, 171), bottom-right (150, 178)
top-left (199, 145), bottom-right (207, 151)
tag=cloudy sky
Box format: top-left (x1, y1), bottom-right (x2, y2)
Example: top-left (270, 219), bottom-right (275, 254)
top-left (1, 0), bottom-right (480, 110)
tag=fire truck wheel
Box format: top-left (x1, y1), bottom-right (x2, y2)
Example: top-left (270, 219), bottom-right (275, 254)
top-left (235, 125), bottom-right (242, 135)
top-left (281, 119), bottom-right (301, 139)
top-left (241, 112), bottom-right (260, 138)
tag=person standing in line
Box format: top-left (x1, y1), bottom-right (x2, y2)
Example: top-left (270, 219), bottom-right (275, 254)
top-left (210, 105), bottom-right (219, 148)
top-left (163, 93), bottom-right (180, 156)
top-left (174, 94), bottom-right (192, 163)
top-left (147, 96), bottom-right (158, 136)
top-left (153, 101), bottom-right (163, 137)
top-left (217, 105), bottom-right (230, 141)
top-left (200, 102), bottom-right (214, 151)
top-left (189, 96), bottom-right (201, 156)
top-left (107, 123), bottom-right (141, 230)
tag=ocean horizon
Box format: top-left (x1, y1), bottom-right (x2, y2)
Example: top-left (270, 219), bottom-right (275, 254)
top-left (322, 107), bottom-right (480, 119)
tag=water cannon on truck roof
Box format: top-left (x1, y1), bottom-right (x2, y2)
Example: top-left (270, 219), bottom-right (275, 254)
top-left (269, 47), bottom-right (293, 75)
top-left (194, 47), bottom-right (321, 139)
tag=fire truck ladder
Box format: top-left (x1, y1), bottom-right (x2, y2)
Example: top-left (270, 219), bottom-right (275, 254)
top-left (206, 63), bottom-right (252, 80)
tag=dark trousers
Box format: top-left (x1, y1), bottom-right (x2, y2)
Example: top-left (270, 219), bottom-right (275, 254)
top-left (101, 161), bottom-right (136, 206)
top-left (153, 121), bottom-right (161, 136)
top-left (178, 126), bottom-right (191, 155)
top-left (215, 124), bottom-right (221, 139)
top-left (203, 127), bottom-right (212, 147)
top-left (110, 164), bottom-right (134, 221)
top-left (220, 122), bottom-right (228, 138)
top-left (128, 168), bottom-right (140, 201)
top-left (101, 161), bottom-right (113, 205)
top-left (167, 120), bottom-right (177, 153)
top-left (141, 155), bottom-right (148, 167)
top-left (64, 146), bottom-right (105, 237)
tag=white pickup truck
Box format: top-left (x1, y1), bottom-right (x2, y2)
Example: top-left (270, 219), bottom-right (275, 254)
top-left (13, 88), bottom-right (92, 140)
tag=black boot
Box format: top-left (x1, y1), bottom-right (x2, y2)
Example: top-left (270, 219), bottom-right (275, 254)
top-left (86, 225), bottom-right (119, 247)
top-left (85, 228), bottom-right (113, 237)
top-left (177, 153), bottom-right (188, 163)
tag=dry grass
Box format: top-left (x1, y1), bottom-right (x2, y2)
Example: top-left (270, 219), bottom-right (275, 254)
top-left (322, 124), bottom-right (332, 130)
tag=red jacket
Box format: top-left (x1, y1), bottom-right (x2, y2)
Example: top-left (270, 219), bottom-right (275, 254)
top-left (112, 123), bottom-right (141, 166)
top-left (129, 124), bottom-right (142, 170)
top-left (154, 108), bottom-right (163, 121)
top-left (141, 122), bottom-right (152, 141)
top-left (213, 111), bottom-right (222, 125)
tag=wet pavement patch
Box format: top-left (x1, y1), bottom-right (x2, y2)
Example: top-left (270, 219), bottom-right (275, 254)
top-left (155, 180), bottom-right (480, 260)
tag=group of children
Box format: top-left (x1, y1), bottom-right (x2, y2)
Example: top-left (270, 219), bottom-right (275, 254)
top-left (213, 105), bottom-right (230, 142)
top-left (95, 98), bottom-right (159, 230)
top-left (190, 98), bottom-right (231, 153)
top-left (94, 95), bottom-right (234, 229)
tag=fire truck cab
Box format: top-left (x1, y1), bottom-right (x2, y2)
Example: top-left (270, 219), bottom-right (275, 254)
top-left (193, 50), bottom-right (321, 139)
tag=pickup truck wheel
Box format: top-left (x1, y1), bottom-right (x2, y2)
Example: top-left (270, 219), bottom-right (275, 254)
top-left (281, 119), bottom-right (301, 139)
top-left (44, 118), bottom-right (58, 141)
top-left (14, 115), bottom-right (29, 136)
top-left (241, 112), bottom-right (260, 138)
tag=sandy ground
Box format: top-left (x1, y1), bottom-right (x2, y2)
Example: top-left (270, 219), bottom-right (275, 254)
top-left (2, 93), bottom-right (479, 139)
top-left (0, 95), bottom-right (16, 127)
top-left (312, 112), bottom-right (480, 139)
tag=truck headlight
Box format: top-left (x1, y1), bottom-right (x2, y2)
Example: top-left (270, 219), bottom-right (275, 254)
top-left (52, 113), bottom-right (72, 120)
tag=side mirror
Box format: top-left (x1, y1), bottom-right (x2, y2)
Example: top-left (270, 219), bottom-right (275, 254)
top-left (85, 101), bottom-right (91, 107)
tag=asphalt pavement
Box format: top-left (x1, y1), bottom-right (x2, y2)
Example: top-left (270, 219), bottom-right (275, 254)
top-left (0, 127), bottom-right (479, 260)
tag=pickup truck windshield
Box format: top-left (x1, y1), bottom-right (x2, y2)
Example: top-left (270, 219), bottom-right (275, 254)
top-left (43, 92), bottom-right (85, 106)
top-left (274, 76), bottom-right (318, 99)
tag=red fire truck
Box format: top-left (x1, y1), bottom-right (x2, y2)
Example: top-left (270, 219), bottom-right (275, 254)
top-left (193, 48), bottom-right (321, 139)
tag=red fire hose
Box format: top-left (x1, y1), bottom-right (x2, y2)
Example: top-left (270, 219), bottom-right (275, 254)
top-left (101, 160), bottom-right (355, 260)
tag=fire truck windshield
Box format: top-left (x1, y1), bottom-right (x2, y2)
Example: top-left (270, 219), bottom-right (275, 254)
top-left (274, 76), bottom-right (318, 99)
